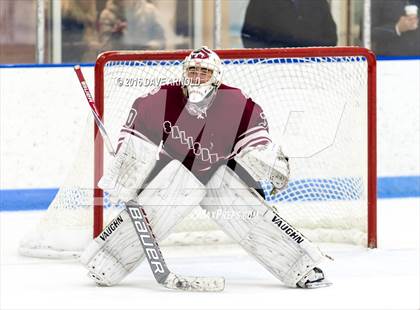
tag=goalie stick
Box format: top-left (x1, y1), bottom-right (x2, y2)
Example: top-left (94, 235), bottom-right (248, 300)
top-left (74, 65), bottom-right (116, 157)
top-left (74, 65), bottom-right (225, 292)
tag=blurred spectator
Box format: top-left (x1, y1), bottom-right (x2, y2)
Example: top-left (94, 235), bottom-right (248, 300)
top-left (61, 0), bottom-right (98, 62)
top-left (241, 0), bottom-right (337, 48)
top-left (98, 0), bottom-right (165, 52)
top-left (98, 0), bottom-right (127, 51)
top-left (371, 0), bottom-right (420, 56)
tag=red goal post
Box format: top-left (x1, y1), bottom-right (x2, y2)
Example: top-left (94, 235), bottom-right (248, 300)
top-left (94, 47), bottom-right (377, 248)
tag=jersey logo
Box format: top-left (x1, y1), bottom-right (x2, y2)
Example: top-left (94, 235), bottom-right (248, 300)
top-left (163, 121), bottom-right (222, 164)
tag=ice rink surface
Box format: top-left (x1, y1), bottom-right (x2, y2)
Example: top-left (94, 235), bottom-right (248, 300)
top-left (1, 198), bottom-right (419, 310)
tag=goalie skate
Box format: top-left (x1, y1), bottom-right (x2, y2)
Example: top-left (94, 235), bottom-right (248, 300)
top-left (296, 267), bottom-right (332, 289)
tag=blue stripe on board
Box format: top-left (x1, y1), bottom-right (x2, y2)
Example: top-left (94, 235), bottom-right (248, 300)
top-left (0, 188), bottom-right (58, 211)
top-left (0, 63), bottom-right (94, 69)
top-left (1, 55), bottom-right (418, 69)
top-left (378, 176), bottom-right (420, 199)
top-left (376, 55), bottom-right (420, 61)
top-left (0, 176), bottom-right (419, 211)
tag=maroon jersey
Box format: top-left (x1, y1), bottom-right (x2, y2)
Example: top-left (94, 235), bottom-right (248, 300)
top-left (118, 84), bottom-right (271, 183)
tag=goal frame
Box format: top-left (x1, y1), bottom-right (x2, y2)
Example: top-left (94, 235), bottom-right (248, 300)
top-left (94, 47), bottom-right (377, 248)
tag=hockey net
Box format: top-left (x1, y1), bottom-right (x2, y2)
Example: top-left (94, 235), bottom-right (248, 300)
top-left (19, 47), bottom-right (376, 258)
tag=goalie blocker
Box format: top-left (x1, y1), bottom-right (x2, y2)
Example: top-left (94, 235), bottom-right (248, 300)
top-left (234, 143), bottom-right (290, 195)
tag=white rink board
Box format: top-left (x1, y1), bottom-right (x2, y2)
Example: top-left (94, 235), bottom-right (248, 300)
top-left (0, 59), bottom-right (419, 189)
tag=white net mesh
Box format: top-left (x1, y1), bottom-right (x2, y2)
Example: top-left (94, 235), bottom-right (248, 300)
top-left (19, 50), bottom-right (372, 258)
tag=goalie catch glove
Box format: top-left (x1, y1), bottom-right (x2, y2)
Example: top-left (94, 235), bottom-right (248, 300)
top-left (98, 136), bottom-right (159, 204)
top-left (235, 143), bottom-right (290, 196)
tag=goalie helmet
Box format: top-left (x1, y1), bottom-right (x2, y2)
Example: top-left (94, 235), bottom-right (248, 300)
top-left (182, 46), bottom-right (223, 118)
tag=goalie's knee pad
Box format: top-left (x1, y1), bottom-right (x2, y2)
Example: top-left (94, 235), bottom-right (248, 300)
top-left (80, 160), bottom-right (206, 286)
top-left (201, 165), bottom-right (327, 287)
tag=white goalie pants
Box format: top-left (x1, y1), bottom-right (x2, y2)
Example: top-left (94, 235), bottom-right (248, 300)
top-left (200, 165), bottom-right (326, 287)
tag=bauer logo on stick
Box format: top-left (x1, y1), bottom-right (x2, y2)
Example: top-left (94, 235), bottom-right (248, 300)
top-left (128, 206), bottom-right (165, 275)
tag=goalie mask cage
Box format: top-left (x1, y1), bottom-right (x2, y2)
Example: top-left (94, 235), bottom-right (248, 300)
top-left (19, 47), bottom-right (377, 258)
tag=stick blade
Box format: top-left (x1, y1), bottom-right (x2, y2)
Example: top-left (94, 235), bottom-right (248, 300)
top-left (164, 273), bottom-right (225, 292)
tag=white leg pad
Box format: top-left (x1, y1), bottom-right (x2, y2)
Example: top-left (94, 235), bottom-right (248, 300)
top-left (200, 166), bottom-right (327, 287)
top-left (80, 210), bottom-right (141, 286)
top-left (80, 160), bottom-right (206, 286)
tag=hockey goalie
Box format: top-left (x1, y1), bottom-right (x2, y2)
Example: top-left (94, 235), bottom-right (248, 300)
top-left (80, 46), bottom-right (332, 289)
